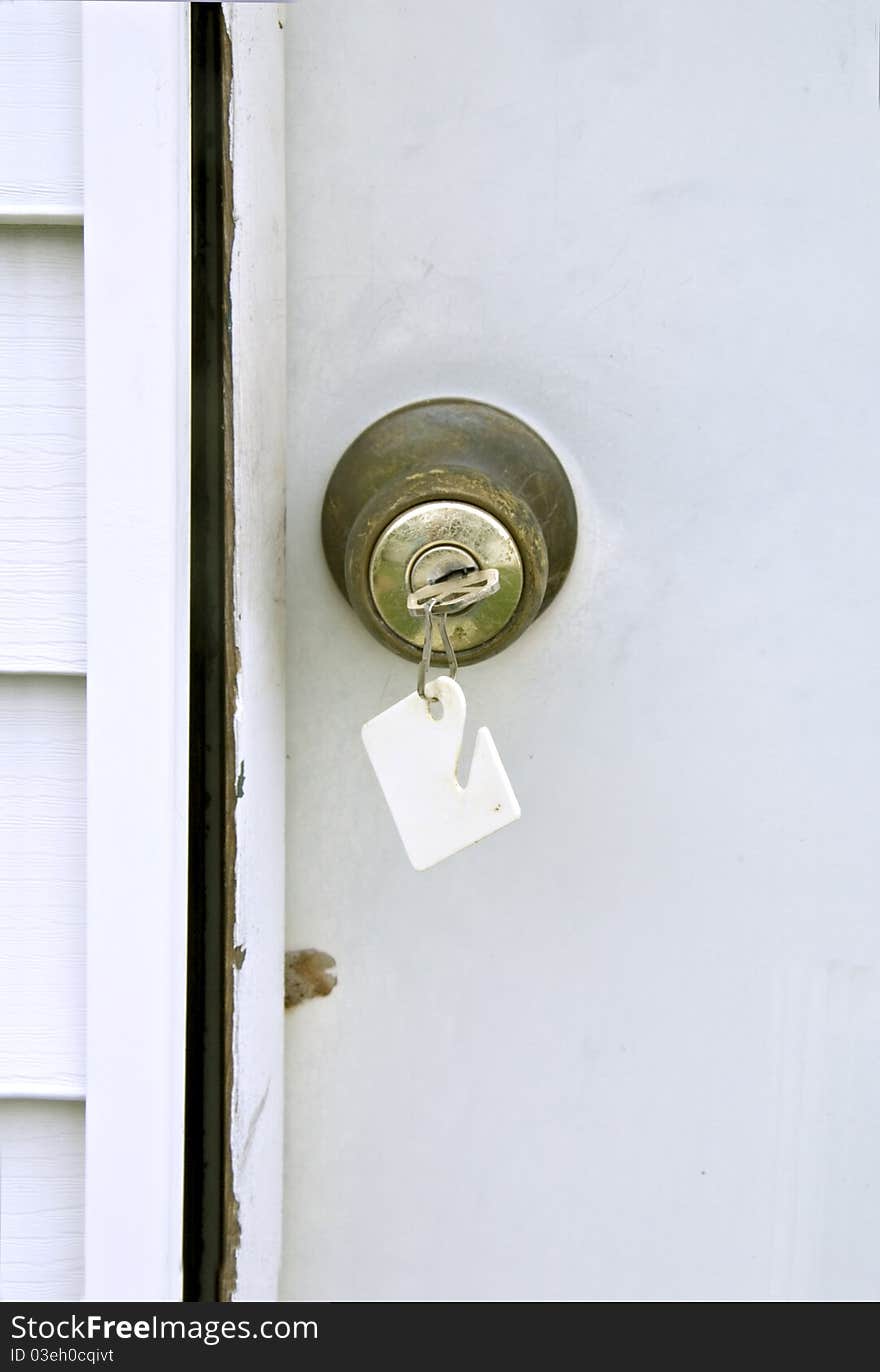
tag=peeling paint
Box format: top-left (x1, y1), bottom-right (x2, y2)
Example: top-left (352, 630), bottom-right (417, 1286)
top-left (218, 4), bottom-right (240, 1304)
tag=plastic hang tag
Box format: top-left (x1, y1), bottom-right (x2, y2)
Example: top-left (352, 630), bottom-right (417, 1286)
top-left (361, 675), bottom-right (520, 871)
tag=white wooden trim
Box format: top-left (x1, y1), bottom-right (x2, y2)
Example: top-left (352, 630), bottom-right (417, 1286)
top-left (223, 2), bottom-right (287, 1302)
top-left (82, 1), bottom-right (190, 1301)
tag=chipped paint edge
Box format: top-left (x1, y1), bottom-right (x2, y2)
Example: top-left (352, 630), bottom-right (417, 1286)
top-left (221, 2), bottom-right (287, 1302)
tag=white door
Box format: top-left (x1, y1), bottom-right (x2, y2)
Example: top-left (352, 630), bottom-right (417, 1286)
top-left (281, 0), bottom-right (880, 1301)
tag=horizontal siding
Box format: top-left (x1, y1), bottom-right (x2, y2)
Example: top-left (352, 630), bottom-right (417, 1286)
top-left (0, 2), bottom-right (87, 1306)
top-left (0, 1101), bottom-right (84, 1300)
top-left (0, 227), bottom-right (85, 672)
top-left (0, 2), bottom-right (82, 215)
top-left (0, 677), bottom-right (84, 1096)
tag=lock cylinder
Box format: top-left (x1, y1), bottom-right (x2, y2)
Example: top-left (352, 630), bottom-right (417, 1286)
top-left (321, 398), bottom-right (578, 664)
top-left (368, 501), bottom-right (523, 656)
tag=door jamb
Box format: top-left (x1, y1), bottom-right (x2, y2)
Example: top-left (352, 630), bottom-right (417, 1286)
top-left (216, 2), bottom-right (287, 1301)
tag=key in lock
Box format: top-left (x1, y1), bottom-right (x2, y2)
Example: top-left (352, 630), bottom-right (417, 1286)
top-left (371, 502), bottom-right (518, 659)
top-left (321, 398), bottom-right (578, 665)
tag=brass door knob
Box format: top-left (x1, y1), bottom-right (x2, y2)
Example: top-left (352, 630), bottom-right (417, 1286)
top-left (321, 398), bottom-right (578, 664)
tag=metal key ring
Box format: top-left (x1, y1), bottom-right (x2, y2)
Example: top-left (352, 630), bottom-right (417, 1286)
top-left (417, 601), bottom-right (458, 699)
top-left (411, 567), bottom-right (499, 699)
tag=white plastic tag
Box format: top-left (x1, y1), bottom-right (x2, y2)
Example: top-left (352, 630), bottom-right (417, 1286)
top-left (362, 675), bottom-right (521, 870)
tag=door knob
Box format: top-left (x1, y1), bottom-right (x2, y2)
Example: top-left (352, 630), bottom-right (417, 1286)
top-left (321, 398), bottom-right (577, 664)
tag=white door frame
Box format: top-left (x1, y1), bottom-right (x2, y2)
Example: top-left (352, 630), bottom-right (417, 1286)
top-left (82, 0), bottom-right (286, 1301)
top-left (83, 0), bottom-right (191, 1301)
top-left (221, 1), bottom-right (287, 1303)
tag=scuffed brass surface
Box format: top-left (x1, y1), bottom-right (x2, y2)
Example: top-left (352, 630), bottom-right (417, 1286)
top-left (321, 398), bottom-right (577, 664)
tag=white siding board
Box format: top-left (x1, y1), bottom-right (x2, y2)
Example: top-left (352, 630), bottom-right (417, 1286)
top-left (0, 0), bottom-right (88, 1310)
top-left (0, 1), bottom-right (83, 216)
top-left (0, 1101), bottom-right (84, 1301)
top-left (0, 227), bottom-right (85, 673)
top-left (0, 677), bottom-right (85, 1097)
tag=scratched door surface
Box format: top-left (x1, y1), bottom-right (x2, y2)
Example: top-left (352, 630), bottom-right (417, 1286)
top-left (282, 0), bottom-right (880, 1300)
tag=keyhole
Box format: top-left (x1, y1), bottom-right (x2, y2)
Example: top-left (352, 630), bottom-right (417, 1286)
top-left (408, 544), bottom-right (478, 603)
